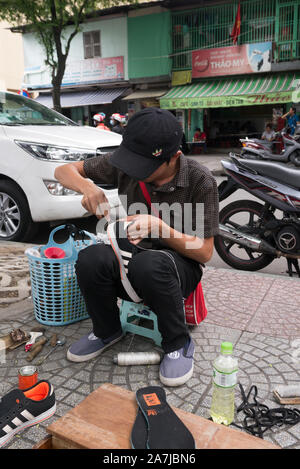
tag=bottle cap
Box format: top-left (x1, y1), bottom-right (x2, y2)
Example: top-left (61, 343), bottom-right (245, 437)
top-left (221, 342), bottom-right (233, 354)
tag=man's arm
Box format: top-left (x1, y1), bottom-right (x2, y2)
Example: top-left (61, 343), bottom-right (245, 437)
top-left (54, 161), bottom-right (110, 218)
top-left (159, 221), bottom-right (214, 263)
top-left (282, 111), bottom-right (290, 120)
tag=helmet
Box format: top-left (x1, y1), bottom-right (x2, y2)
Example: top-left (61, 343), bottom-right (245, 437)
top-left (93, 112), bottom-right (106, 123)
top-left (111, 113), bottom-right (124, 123)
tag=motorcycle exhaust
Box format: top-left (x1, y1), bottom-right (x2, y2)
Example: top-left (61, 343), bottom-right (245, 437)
top-left (219, 224), bottom-right (278, 256)
top-left (219, 224), bottom-right (300, 259)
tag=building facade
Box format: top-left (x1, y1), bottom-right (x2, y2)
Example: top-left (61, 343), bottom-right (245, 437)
top-left (124, 5), bottom-right (171, 116)
top-left (0, 21), bottom-right (24, 92)
top-left (22, 2), bottom-right (172, 127)
top-left (23, 12), bottom-right (131, 126)
top-left (160, 0), bottom-right (300, 144)
top-left (19, 0), bottom-right (300, 140)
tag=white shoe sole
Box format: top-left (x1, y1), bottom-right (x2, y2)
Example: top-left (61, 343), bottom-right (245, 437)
top-left (67, 334), bottom-right (123, 363)
top-left (159, 363), bottom-right (194, 387)
top-left (0, 402), bottom-right (56, 448)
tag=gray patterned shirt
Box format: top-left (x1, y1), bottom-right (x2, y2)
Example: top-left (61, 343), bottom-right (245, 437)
top-left (83, 152), bottom-right (219, 239)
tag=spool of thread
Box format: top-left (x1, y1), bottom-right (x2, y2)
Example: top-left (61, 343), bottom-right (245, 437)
top-left (113, 351), bottom-right (162, 366)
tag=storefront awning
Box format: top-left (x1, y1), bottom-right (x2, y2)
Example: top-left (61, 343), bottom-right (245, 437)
top-left (122, 89), bottom-right (168, 101)
top-left (36, 88), bottom-right (130, 108)
top-left (160, 74), bottom-right (300, 109)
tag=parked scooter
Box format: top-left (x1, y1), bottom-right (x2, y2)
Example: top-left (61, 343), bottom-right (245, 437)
top-left (240, 127), bottom-right (300, 166)
top-left (215, 153), bottom-right (300, 276)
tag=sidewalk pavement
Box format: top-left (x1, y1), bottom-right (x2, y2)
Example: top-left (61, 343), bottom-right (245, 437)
top-left (187, 149), bottom-right (239, 176)
top-left (0, 241), bottom-right (299, 449)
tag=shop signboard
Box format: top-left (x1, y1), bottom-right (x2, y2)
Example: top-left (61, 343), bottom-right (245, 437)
top-left (171, 70), bottom-right (192, 86)
top-left (62, 56), bottom-right (124, 85)
top-left (161, 91), bottom-right (294, 110)
top-left (192, 42), bottom-right (272, 78)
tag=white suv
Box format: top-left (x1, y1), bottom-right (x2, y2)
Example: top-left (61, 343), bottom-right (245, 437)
top-left (0, 91), bottom-right (122, 241)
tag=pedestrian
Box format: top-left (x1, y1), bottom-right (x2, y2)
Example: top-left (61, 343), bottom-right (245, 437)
top-left (261, 122), bottom-right (276, 141)
top-left (93, 113), bottom-right (111, 131)
top-left (110, 113), bottom-right (125, 135)
top-left (54, 108), bottom-right (219, 387)
top-left (192, 127), bottom-right (207, 153)
top-left (282, 106), bottom-right (300, 135)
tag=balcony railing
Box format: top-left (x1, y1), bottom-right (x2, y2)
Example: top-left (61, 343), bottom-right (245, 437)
top-left (171, 0), bottom-right (300, 70)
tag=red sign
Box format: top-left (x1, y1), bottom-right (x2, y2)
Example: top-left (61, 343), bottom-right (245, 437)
top-left (192, 42), bottom-right (272, 78)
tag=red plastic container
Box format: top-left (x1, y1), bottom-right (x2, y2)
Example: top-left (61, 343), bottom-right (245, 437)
top-left (44, 247), bottom-right (66, 259)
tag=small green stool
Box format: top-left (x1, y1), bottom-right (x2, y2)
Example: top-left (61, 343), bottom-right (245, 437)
top-left (120, 300), bottom-right (162, 347)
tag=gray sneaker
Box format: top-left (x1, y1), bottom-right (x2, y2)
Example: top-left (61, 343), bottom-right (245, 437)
top-left (159, 338), bottom-right (194, 387)
top-left (67, 329), bottom-right (123, 362)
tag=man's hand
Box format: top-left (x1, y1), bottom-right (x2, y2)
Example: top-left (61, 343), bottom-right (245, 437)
top-left (81, 185), bottom-right (110, 220)
top-left (125, 214), bottom-right (214, 263)
top-left (126, 214), bottom-right (160, 244)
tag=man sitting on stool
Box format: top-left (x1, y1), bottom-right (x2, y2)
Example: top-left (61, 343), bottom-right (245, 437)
top-left (54, 108), bottom-right (219, 387)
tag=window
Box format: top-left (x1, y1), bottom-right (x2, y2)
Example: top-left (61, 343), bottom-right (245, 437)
top-left (0, 92), bottom-right (75, 126)
top-left (83, 31), bottom-right (101, 59)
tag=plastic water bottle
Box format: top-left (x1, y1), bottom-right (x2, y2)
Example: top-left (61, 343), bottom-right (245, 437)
top-left (209, 342), bottom-right (238, 425)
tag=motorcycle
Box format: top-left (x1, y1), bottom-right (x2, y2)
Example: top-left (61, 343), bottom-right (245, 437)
top-left (240, 127), bottom-right (300, 166)
top-left (215, 153), bottom-right (300, 276)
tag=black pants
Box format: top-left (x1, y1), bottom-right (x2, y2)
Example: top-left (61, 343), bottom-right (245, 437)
top-left (75, 244), bottom-right (202, 353)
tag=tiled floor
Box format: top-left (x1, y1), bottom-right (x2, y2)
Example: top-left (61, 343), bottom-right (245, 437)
top-left (0, 266), bottom-right (299, 449)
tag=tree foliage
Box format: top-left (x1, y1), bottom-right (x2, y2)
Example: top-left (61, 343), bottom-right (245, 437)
top-left (0, 0), bottom-right (137, 111)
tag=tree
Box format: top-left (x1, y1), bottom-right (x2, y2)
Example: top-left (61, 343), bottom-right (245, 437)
top-left (0, 0), bottom-right (137, 112)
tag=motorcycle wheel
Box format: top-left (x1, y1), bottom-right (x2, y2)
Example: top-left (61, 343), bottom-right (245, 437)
top-left (289, 150), bottom-right (300, 167)
top-left (214, 200), bottom-right (275, 271)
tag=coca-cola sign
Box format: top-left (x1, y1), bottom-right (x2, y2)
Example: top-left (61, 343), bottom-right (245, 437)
top-left (192, 42), bottom-right (272, 78)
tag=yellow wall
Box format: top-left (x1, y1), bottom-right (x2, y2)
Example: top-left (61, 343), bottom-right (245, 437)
top-left (0, 21), bottom-right (24, 92)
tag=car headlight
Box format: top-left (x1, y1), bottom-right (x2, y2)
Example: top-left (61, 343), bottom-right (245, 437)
top-left (15, 140), bottom-right (96, 161)
top-left (44, 180), bottom-right (80, 196)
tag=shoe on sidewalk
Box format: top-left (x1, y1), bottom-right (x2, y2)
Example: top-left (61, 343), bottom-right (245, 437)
top-left (67, 329), bottom-right (123, 362)
top-left (159, 338), bottom-right (195, 387)
top-left (0, 380), bottom-right (56, 448)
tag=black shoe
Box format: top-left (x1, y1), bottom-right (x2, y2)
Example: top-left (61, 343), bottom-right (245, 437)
top-left (0, 380), bottom-right (56, 448)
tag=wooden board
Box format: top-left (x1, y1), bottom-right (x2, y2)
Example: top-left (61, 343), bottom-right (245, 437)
top-left (46, 383), bottom-right (279, 450)
top-left (32, 435), bottom-right (53, 449)
top-left (273, 391), bottom-right (300, 405)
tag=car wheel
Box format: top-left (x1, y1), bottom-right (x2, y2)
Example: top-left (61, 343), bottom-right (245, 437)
top-left (0, 180), bottom-right (38, 241)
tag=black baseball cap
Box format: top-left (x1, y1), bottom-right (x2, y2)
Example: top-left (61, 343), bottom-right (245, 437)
top-left (110, 108), bottom-right (183, 180)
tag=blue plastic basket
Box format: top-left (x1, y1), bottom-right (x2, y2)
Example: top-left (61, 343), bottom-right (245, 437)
top-left (26, 225), bottom-right (96, 326)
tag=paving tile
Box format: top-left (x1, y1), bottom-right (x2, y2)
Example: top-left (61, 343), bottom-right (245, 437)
top-left (264, 277), bottom-right (300, 306)
top-left (203, 268), bottom-right (274, 301)
top-left (0, 292), bottom-right (299, 449)
top-left (204, 290), bottom-right (261, 331)
top-left (247, 300), bottom-right (300, 338)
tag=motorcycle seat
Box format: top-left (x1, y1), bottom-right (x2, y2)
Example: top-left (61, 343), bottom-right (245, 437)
top-left (240, 159), bottom-right (300, 189)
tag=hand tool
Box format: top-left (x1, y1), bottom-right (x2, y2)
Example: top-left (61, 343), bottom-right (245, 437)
top-left (36, 337), bottom-right (66, 365)
top-left (26, 337), bottom-right (48, 362)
